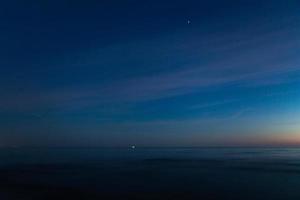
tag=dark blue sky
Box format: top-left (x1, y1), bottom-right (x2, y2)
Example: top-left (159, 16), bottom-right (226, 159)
top-left (0, 0), bottom-right (300, 147)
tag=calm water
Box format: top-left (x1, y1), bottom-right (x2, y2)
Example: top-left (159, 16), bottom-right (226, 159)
top-left (1, 147), bottom-right (300, 200)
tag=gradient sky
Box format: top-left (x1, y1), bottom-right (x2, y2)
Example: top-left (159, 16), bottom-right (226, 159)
top-left (0, 0), bottom-right (300, 147)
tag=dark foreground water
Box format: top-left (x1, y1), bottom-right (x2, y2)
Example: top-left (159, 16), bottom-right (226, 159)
top-left (1, 147), bottom-right (300, 200)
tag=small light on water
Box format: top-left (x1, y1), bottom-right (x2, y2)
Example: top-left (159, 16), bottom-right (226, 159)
top-left (131, 145), bottom-right (136, 149)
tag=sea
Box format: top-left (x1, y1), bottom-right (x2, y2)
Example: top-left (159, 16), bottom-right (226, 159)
top-left (0, 147), bottom-right (300, 200)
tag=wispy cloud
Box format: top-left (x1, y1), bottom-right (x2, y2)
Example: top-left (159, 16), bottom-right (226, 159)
top-left (1, 26), bottom-right (299, 111)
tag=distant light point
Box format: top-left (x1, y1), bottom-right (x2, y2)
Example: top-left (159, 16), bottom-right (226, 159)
top-left (131, 145), bottom-right (136, 149)
top-left (187, 20), bottom-right (191, 24)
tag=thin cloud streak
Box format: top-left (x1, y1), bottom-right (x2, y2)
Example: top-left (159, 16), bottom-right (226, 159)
top-left (1, 27), bottom-right (299, 111)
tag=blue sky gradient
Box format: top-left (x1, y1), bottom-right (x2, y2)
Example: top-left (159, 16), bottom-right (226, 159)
top-left (0, 0), bottom-right (300, 147)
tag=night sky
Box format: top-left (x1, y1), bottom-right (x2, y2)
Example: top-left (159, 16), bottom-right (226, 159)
top-left (0, 0), bottom-right (300, 147)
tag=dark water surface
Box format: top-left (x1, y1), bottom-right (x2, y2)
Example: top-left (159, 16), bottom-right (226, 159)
top-left (1, 147), bottom-right (300, 200)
